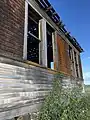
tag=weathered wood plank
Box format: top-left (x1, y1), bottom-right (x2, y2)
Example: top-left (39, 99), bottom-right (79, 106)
top-left (0, 60), bottom-right (54, 120)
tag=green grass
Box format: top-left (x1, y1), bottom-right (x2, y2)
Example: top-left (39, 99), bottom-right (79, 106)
top-left (84, 85), bottom-right (90, 119)
top-left (85, 85), bottom-right (90, 93)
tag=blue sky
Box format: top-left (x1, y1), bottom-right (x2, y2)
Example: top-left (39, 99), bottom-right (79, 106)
top-left (48, 0), bottom-right (90, 84)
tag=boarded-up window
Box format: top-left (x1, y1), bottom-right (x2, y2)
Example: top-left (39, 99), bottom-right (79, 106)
top-left (78, 55), bottom-right (83, 78)
top-left (57, 34), bottom-right (71, 75)
top-left (74, 51), bottom-right (79, 77)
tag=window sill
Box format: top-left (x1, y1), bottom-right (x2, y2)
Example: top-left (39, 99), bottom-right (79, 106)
top-left (24, 60), bottom-right (70, 76)
top-left (24, 60), bottom-right (56, 74)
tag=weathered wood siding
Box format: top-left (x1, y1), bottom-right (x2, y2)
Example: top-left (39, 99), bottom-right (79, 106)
top-left (0, 0), bottom-right (24, 59)
top-left (0, 57), bottom-right (54, 120)
top-left (0, 56), bottom-right (83, 120)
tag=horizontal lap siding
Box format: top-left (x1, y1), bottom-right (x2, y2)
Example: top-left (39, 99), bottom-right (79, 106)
top-left (57, 34), bottom-right (71, 75)
top-left (0, 61), bottom-right (53, 120)
top-left (0, 0), bottom-right (25, 59)
top-left (0, 55), bottom-right (83, 120)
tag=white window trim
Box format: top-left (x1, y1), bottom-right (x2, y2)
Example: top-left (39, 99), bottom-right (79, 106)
top-left (23, 0), bottom-right (28, 60)
top-left (23, 0), bottom-right (41, 62)
top-left (23, 0), bottom-right (56, 69)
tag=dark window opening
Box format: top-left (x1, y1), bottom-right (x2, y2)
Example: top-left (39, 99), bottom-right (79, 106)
top-left (47, 23), bottom-right (54, 68)
top-left (14, 117), bottom-right (18, 120)
top-left (27, 5), bottom-right (41, 64)
top-left (74, 51), bottom-right (79, 77)
top-left (27, 34), bottom-right (39, 64)
top-left (28, 16), bottom-right (39, 38)
top-left (69, 45), bottom-right (72, 60)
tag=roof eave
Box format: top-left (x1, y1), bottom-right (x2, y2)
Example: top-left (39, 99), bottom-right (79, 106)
top-left (35, 0), bottom-right (84, 52)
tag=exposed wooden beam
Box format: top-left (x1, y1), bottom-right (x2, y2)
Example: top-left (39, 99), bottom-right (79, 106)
top-left (46, 6), bottom-right (52, 12)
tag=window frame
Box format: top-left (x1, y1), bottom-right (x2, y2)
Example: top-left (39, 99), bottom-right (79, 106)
top-left (46, 23), bottom-right (55, 69)
top-left (23, 0), bottom-right (56, 69)
top-left (23, 0), bottom-right (42, 64)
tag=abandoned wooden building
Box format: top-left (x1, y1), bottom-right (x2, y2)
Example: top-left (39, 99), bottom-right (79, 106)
top-left (0, 0), bottom-right (84, 120)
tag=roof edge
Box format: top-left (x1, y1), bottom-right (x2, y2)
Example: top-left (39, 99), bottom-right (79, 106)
top-left (35, 0), bottom-right (84, 52)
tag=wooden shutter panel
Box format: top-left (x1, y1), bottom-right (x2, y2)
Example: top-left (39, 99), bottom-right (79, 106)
top-left (78, 55), bottom-right (83, 78)
top-left (57, 34), bottom-right (71, 75)
top-left (64, 41), bottom-right (71, 75)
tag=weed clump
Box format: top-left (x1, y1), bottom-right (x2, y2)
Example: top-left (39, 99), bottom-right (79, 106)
top-left (38, 76), bottom-right (90, 120)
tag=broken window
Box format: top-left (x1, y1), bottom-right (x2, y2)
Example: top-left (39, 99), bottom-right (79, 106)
top-left (27, 5), bottom-right (41, 64)
top-left (46, 23), bottom-right (54, 68)
top-left (24, 2), bottom-right (55, 68)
